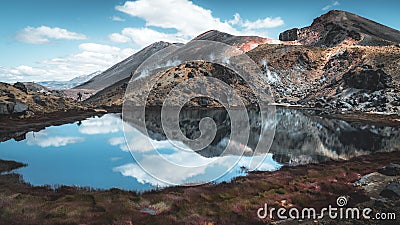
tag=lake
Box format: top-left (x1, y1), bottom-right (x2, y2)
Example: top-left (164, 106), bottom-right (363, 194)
top-left (0, 108), bottom-right (399, 191)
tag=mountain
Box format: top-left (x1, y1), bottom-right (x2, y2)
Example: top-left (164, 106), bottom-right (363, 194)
top-left (83, 31), bottom-right (276, 106)
top-left (279, 10), bottom-right (400, 47)
top-left (193, 30), bottom-right (281, 51)
top-left (79, 31), bottom-right (277, 94)
top-left (39, 71), bottom-right (101, 90)
top-left (74, 41), bottom-right (175, 92)
top-left (84, 11), bottom-right (400, 115)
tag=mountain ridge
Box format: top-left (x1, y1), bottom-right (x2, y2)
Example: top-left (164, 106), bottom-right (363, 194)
top-left (74, 41), bottom-right (175, 92)
top-left (279, 10), bottom-right (400, 47)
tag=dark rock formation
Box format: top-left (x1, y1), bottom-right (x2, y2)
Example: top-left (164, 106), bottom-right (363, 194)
top-left (33, 95), bottom-right (46, 106)
top-left (0, 101), bottom-right (28, 115)
top-left (380, 182), bottom-right (400, 199)
top-left (13, 82), bottom-right (27, 93)
top-left (278, 28), bottom-right (299, 41)
top-left (343, 68), bottom-right (392, 91)
top-left (279, 10), bottom-right (400, 47)
top-left (379, 163), bottom-right (400, 176)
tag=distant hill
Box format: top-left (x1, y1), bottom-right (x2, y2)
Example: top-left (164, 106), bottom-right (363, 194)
top-left (39, 71), bottom-right (101, 90)
top-left (279, 10), bottom-right (400, 47)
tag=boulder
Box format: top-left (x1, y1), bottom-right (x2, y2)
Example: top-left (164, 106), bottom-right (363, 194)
top-left (13, 101), bottom-right (28, 113)
top-left (0, 101), bottom-right (28, 114)
top-left (13, 82), bottom-right (28, 93)
top-left (380, 182), bottom-right (400, 199)
top-left (343, 68), bottom-right (392, 91)
top-left (378, 163), bottom-right (400, 176)
top-left (33, 95), bottom-right (46, 106)
top-left (0, 102), bottom-right (9, 114)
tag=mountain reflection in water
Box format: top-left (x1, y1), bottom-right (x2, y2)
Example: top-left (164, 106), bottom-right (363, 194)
top-left (0, 108), bottom-right (399, 190)
top-left (129, 107), bottom-right (400, 165)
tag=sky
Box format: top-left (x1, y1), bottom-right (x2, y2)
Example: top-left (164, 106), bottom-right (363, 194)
top-left (0, 0), bottom-right (399, 83)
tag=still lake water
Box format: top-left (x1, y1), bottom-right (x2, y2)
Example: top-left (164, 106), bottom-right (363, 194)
top-left (0, 108), bottom-right (399, 191)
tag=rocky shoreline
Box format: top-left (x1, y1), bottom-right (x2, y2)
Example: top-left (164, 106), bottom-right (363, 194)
top-left (0, 151), bottom-right (399, 224)
top-left (0, 106), bottom-right (121, 142)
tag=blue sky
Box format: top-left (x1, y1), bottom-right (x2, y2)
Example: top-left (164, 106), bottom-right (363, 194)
top-left (1, 0), bottom-right (399, 82)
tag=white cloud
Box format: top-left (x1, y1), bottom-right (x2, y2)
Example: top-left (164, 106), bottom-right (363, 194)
top-left (109, 27), bottom-right (187, 47)
top-left (113, 151), bottom-right (281, 186)
top-left (322, 1), bottom-right (340, 11)
top-left (109, 137), bottom-right (126, 146)
top-left (112, 0), bottom-right (284, 48)
top-left (26, 131), bottom-right (84, 148)
top-left (115, 0), bottom-right (236, 37)
top-left (111, 16), bottom-right (125, 21)
top-left (79, 43), bottom-right (121, 54)
top-left (229, 13), bottom-right (284, 30)
top-left (109, 33), bottom-right (131, 43)
top-left (2, 0), bottom-right (285, 83)
top-left (242, 17), bottom-right (284, 30)
top-left (79, 114), bottom-right (123, 135)
top-left (108, 136), bottom-right (129, 151)
top-left (0, 43), bottom-right (135, 82)
top-left (15, 26), bottom-right (87, 44)
top-left (322, 5), bottom-right (332, 11)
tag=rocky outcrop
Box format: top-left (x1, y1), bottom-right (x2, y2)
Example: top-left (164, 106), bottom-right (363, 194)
top-left (380, 182), bottom-right (400, 199)
top-left (247, 42), bottom-right (400, 114)
top-left (0, 82), bottom-right (87, 116)
top-left (279, 10), bottom-right (400, 47)
top-left (278, 28), bottom-right (299, 41)
top-left (379, 164), bottom-right (400, 176)
top-left (343, 67), bottom-right (392, 90)
top-left (0, 101), bottom-right (28, 115)
top-left (13, 82), bottom-right (28, 93)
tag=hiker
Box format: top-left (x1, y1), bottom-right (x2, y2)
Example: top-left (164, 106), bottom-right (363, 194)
top-left (77, 92), bottom-right (82, 101)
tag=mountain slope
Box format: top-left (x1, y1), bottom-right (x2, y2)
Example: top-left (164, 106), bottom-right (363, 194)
top-left (84, 11), bottom-right (400, 115)
top-left (193, 30), bottom-right (281, 51)
top-left (74, 41), bottom-right (174, 92)
top-left (279, 10), bottom-right (400, 47)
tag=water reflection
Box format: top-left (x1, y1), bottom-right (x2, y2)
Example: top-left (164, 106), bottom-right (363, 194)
top-left (0, 113), bottom-right (280, 189)
top-left (127, 107), bottom-right (400, 166)
top-left (0, 108), bottom-right (399, 190)
top-left (26, 131), bottom-right (84, 148)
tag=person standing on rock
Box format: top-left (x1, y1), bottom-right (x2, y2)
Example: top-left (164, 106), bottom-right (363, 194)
top-left (77, 92), bottom-right (82, 101)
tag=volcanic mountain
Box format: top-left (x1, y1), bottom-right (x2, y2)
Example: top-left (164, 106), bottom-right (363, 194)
top-left (75, 30), bottom-right (272, 94)
top-left (83, 10), bottom-right (400, 115)
top-left (279, 10), bottom-right (400, 47)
